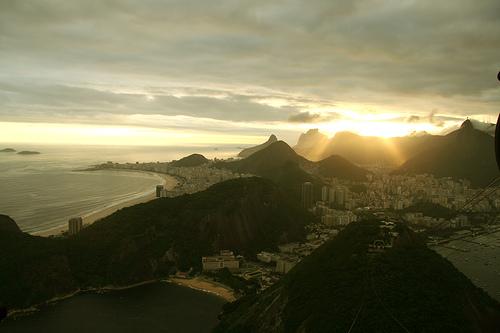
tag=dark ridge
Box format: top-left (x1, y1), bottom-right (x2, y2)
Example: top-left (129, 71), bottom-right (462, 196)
top-left (0, 177), bottom-right (313, 310)
top-left (316, 154), bottom-right (370, 181)
top-left (170, 153), bottom-right (208, 167)
top-left (215, 220), bottom-right (500, 332)
top-left (0, 214), bottom-right (21, 234)
top-left (395, 121), bottom-right (498, 186)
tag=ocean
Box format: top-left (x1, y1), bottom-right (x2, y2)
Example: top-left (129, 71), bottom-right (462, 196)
top-left (0, 282), bottom-right (225, 333)
top-left (434, 230), bottom-right (500, 302)
top-left (0, 143), bottom-right (240, 234)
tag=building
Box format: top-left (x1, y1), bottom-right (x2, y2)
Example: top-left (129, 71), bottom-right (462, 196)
top-left (68, 217), bottom-right (83, 235)
top-left (301, 182), bottom-right (314, 209)
top-left (335, 187), bottom-right (345, 207)
top-left (321, 186), bottom-right (329, 202)
top-left (275, 256), bottom-right (298, 274)
top-left (156, 185), bottom-right (164, 198)
top-left (202, 250), bottom-right (240, 272)
top-left (328, 187), bottom-right (336, 204)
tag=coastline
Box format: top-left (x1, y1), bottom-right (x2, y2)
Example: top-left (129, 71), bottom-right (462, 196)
top-left (167, 276), bottom-right (237, 302)
top-left (32, 170), bottom-right (179, 237)
top-left (6, 277), bottom-right (235, 320)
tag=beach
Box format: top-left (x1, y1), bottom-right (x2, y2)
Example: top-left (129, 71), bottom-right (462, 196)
top-left (169, 276), bottom-right (237, 302)
top-left (33, 171), bottom-right (179, 237)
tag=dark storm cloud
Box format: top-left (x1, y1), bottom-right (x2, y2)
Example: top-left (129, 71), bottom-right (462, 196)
top-left (288, 111), bottom-right (340, 123)
top-left (0, 82), bottom-right (299, 122)
top-left (0, 0), bottom-right (499, 125)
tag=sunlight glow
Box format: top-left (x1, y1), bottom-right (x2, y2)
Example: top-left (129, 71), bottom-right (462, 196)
top-left (0, 122), bottom-right (266, 146)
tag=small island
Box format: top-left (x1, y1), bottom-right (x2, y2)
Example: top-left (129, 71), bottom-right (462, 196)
top-left (0, 148), bottom-right (16, 153)
top-left (17, 151), bottom-right (40, 155)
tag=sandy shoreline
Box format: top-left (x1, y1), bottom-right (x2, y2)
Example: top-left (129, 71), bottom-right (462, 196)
top-left (168, 276), bottom-right (237, 302)
top-left (33, 170), bottom-right (179, 237)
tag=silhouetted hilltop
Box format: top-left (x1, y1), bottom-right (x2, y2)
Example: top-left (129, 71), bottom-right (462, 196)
top-left (218, 141), bottom-right (371, 201)
top-left (316, 155), bottom-right (369, 181)
top-left (238, 134), bottom-right (278, 158)
top-left (215, 220), bottom-right (500, 332)
top-left (0, 148), bottom-right (15, 153)
top-left (170, 153), bottom-right (208, 167)
top-left (0, 177), bottom-right (312, 311)
top-left (396, 120), bottom-right (498, 186)
top-left (216, 141), bottom-right (317, 200)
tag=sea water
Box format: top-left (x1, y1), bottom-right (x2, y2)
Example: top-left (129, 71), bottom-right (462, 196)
top-left (0, 282), bottom-right (225, 333)
top-left (0, 143), bottom-right (239, 234)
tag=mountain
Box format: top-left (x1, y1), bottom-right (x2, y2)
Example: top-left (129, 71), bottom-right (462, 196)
top-left (170, 153), bottom-right (209, 167)
top-left (217, 141), bottom-right (317, 200)
top-left (238, 134), bottom-right (278, 158)
top-left (293, 129), bottom-right (329, 161)
top-left (0, 177), bottom-right (313, 311)
top-left (316, 155), bottom-right (369, 181)
top-left (0, 148), bottom-right (15, 153)
top-left (294, 129), bottom-right (439, 165)
top-left (396, 120), bottom-right (498, 186)
top-left (218, 141), bottom-right (369, 200)
top-left (215, 219), bottom-right (500, 332)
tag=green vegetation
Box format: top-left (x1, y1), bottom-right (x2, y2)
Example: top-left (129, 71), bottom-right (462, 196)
top-left (0, 177), bottom-right (313, 310)
top-left (215, 220), bottom-right (500, 332)
top-left (401, 201), bottom-right (457, 219)
top-left (205, 268), bottom-right (257, 295)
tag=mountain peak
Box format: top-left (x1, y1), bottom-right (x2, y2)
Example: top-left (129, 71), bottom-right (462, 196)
top-left (238, 134), bottom-right (280, 158)
top-left (460, 119), bottom-right (473, 130)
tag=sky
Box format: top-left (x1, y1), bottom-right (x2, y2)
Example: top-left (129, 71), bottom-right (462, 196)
top-left (0, 0), bottom-right (499, 146)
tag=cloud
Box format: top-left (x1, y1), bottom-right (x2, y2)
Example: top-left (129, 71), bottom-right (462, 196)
top-left (0, 0), bottom-right (499, 139)
top-left (288, 111), bottom-right (340, 123)
top-left (406, 115), bottom-right (421, 123)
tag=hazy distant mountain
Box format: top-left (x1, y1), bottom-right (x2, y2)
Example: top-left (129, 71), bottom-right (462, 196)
top-left (170, 153), bottom-right (208, 167)
top-left (441, 119), bottom-right (496, 136)
top-left (238, 134), bottom-right (278, 158)
top-left (293, 129), bottom-right (329, 161)
top-left (0, 178), bottom-right (312, 311)
top-left (294, 129), bottom-right (438, 165)
top-left (215, 219), bottom-right (500, 332)
top-left (396, 120), bottom-right (498, 186)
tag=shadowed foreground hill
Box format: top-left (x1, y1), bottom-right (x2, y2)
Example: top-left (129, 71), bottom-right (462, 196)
top-left (0, 177), bottom-right (312, 311)
top-left (215, 220), bottom-right (500, 333)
